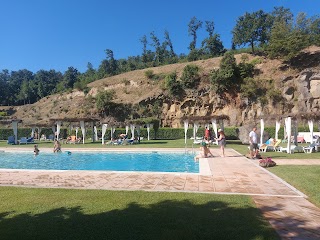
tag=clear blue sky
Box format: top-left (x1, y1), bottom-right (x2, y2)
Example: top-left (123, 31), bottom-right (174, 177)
top-left (0, 0), bottom-right (319, 73)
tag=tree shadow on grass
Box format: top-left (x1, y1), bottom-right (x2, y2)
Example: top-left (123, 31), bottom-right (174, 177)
top-left (0, 200), bottom-right (280, 240)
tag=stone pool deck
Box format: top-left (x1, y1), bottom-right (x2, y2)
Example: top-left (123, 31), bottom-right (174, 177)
top-left (0, 147), bottom-right (319, 239)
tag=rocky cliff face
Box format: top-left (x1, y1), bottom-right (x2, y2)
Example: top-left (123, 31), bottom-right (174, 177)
top-left (3, 47), bottom-right (320, 129)
top-left (160, 47), bottom-right (320, 128)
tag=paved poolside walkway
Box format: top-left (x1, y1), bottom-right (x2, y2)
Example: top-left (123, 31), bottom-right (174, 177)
top-left (0, 147), bottom-right (319, 239)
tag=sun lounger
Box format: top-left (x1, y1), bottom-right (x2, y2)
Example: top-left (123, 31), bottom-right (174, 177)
top-left (7, 136), bottom-right (15, 144)
top-left (278, 145), bottom-right (304, 153)
top-left (19, 137), bottom-right (34, 144)
top-left (303, 143), bottom-right (316, 153)
top-left (259, 139), bottom-right (281, 152)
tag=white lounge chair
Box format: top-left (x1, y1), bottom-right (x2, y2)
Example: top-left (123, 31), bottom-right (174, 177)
top-left (303, 143), bottom-right (316, 153)
top-left (278, 145), bottom-right (304, 153)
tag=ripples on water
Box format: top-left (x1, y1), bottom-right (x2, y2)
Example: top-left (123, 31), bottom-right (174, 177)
top-left (0, 152), bottom-right (198, 173)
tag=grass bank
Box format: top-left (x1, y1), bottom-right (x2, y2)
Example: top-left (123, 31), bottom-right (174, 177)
top-left (0, 187), bottom-right (279, 240)
top-left (268, 166), bottom-right (320, 207)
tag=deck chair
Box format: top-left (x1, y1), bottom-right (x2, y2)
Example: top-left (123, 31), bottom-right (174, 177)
top-left (303, 143), bottom-right (316, 153)
top-left (19, 137), bottom-right (28, 144)
top-left (7, 136), bottom-right (15, 144)
top-left (27, 137), bottom-right (34, 144)
top-left (259, 139), bottom-right (281, 152)
top-left (278, 145), bottom-right (304, 153)
top-left (48, 135), bottom-right (54, 141)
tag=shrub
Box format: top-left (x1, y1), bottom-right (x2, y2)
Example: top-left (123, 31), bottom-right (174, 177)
top-left (121, 78), bottom-right (130, 85)
top-left (165, 72), bottom-right (183, 97)
top-left (180, 64), bottom-right (200, 89)
top-left (144, 70), bottom-right (154, 79)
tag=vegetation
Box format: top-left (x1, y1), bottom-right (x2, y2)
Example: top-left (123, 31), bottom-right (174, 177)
top-left (0, 187), bottom-right (279, 240)
top-left (1, 6), bottom-right (319, 108)
top-left (269, 166), bottom-right (320, 207)
top-left (180, 64), bottom-right (200, 89)
top-left (164, 72), bottom-right (183, 97)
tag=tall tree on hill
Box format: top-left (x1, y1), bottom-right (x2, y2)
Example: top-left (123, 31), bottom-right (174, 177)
top-left (34, 69), bottom-right (63, 99)
top-left (309, 16), bottom-right (320, 45)
top-left (0, 70), bottom-right (10, 105)
top-left (17, 80), bottom-right (32, 104)
top-left (150, 31), bottom-right (163, 65)
top-left (140, 35), bottom-right (148, 64)
top-left (56, 67), bottom-right (79, 92)
top-left (9, 69), bottom-right (34, 105)
top-left (188, 16), bottom-right (203, 51)
top-left (271, 6), bottom-right (293, 25)
top-left (97, 49), bottom-right (118, 78)
top-left (202, 20), bottom-right (225, 57)
top-left (105, 49), bottom-right (118, 76)
top-left (164, 30), bottom-right (176, 60)
top-left (205, 20), bottom-right (215, 37)
top-left (232, 10), bottom-right (272, 54)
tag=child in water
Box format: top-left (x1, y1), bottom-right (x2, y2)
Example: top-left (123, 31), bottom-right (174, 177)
top-left (34, 144), bottom-right (40, 156)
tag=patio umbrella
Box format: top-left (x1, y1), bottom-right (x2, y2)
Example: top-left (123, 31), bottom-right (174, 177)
top-left (193, 122), bottom-right (200, 140)
top-left (285, 117), bottom-right (292, 153)
top-left (275, 120), bottom-right (280, 140)
top-left (80, 121), bottom-right (86, 144)
top-left (183, 120), bottom-right (188, 144)
top-left (260, 118), bottom-right (264, 145)
top-left (101, 124), bottom-right (108, 145)
top-left (308, 120), bottom-right (314, 143)
top-left (211, 119), bottom-right (218, 138)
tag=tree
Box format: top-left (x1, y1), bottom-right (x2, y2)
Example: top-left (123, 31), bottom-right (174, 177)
top-left (150, 31), bottom-right (163, 65)
top-left (17, 80), bottom-right (31, 104)
top-left (163, 30), bottom-right (177, 61)
top-left (188, 16), bottom-right (203, 50)
top-left (180, 64), bottom-right (200, 89)
top-left (95, 90), bottom-right (115, 115)
top-left (34, 69), bottom-right (63, 98)
top-left (232, 10), bottom-right (272, 53)
top-left (140, 35), bottom-right (148, 64)
top-left (309, 16), bottom-right (320, 45)
top-left (205, 20), bottom-right (215, 37)
top-left (165, 72), bottom-right (183, 97)
top-left (57, 67), bottom-right (80, 92)
top-left (267, 15), bottom-right (310, 60)
top-left (201, 33), bottom-right (225, 57)
top-left (0, 70), bottom-right (10, 105)
top-left (210, 52), bottom-right (239, 92)
top-left (105, 49), bottom-right (117, 75)
top-left (271, 6), bottom-right (293, 25)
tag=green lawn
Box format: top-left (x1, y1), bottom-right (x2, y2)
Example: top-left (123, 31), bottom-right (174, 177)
top-left (227, 141), bottom-right (320, 159)
top-left (0, 187), bottom-right (279, 240)
top-left (269, 166), bottom-right (320, 207)
top-left (2, 139), bottom-right (320, 159)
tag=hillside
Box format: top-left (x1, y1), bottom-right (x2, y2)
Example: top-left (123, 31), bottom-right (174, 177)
top-left (1, 46), bottom-right (320, 128)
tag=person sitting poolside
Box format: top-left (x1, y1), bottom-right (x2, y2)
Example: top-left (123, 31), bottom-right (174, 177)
top-left (194, 142), bottom-right (214, 161)
top-left (119, 133), bottom-right (128, 139)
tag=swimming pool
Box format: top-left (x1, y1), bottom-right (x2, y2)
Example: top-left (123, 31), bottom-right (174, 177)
top-left (0, 151), bottom-right (198, 173)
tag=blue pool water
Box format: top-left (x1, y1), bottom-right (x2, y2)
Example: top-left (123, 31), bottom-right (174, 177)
top-left (0, 151), bottom-right (198, 173)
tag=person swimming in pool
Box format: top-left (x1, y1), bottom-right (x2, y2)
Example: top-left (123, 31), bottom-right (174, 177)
top-left (53, 140), bottom-right (61, 153)
top-left (34, 144), bottom-right (40, 156)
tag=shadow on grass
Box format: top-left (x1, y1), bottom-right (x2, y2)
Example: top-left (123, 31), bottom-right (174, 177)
top-left (0, 200), bottom-right (279, 240)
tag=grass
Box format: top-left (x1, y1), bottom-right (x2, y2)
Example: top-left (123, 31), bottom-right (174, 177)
top-left (2, 139), bottom-right (320, 159)
top-left (0, 187), bottom-right (279, 240)
top-left (227, 141), bottom-right (320, 159)
top-left (268, 166), bottom-right (320, 207)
